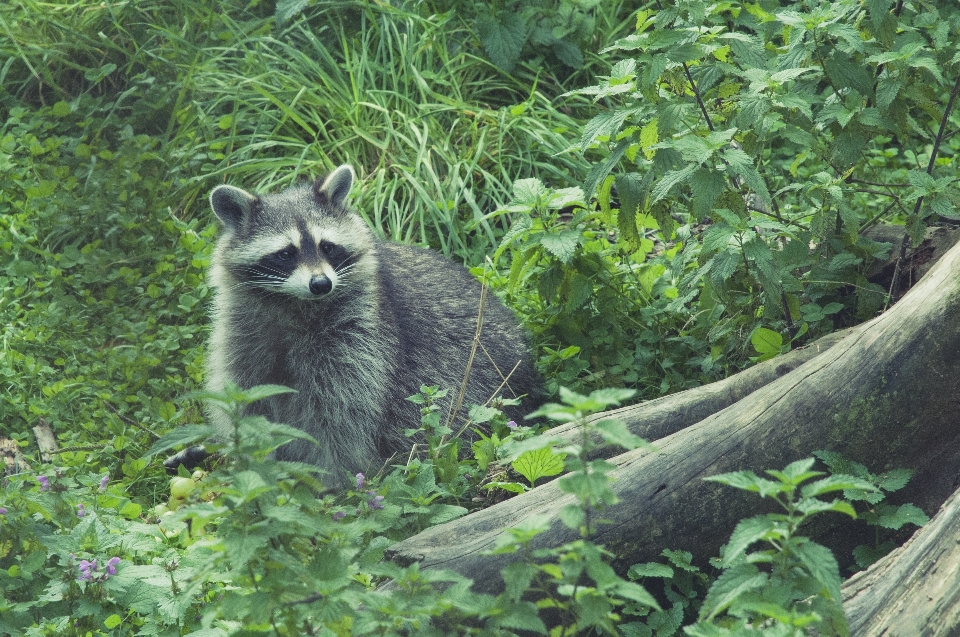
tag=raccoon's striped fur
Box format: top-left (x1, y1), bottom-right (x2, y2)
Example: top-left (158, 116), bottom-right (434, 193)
top-left (206, 165), bottom-right (540, 487)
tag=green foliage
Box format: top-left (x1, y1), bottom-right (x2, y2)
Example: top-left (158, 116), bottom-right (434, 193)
top-left (490, 387), bottom-right (661, 635)
top-left (0, 97), bottom-right (211, 497)
top-left (689, 459), bottom-right (879, 636)
top-left (497, 0), bottom-right (960, 396)
top-left (813, 450), bottom-right (930, 570)
top-left (0, 1), bottom-right (948, 634)
top-left (624, 549), bottom-right (710, 637)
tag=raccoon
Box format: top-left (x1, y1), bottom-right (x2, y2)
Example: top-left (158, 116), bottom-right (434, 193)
top-left (204, 165), bottom-right (540, 486)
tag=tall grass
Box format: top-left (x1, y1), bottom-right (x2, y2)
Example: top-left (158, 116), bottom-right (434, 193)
top-left (168, 2), bottom-right (592, 260)
top-left (0, 0), bottom-right (637, 261)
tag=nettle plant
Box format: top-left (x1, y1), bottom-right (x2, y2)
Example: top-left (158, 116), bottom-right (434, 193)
top-left (493, 0), bottom-right (960, 397)
top-left (689, 459), bottom-right (879, 636)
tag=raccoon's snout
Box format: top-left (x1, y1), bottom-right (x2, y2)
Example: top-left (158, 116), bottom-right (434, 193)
top-left (310, 274), bottom-right (333, 295)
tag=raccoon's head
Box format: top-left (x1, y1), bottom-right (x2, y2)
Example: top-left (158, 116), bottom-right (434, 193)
top-left (209, 165), bottom-right (375, 301)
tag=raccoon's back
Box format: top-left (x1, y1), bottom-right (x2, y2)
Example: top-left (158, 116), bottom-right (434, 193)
top-left (374, 243), bottom-right (540, 417)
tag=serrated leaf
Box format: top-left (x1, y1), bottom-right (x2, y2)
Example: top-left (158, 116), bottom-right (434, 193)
top-left (512, 177), bottom-right (546, 205)
top-left (702, 223), bottom-right (737, 253)
top-left (565, 273), bottom-right (592, 311)
top-left (701, 562), bottom-right (768, 621)
top-left (552, 38), bottom-right (583, 69)
top-left (691, 169), bottom-right (726, 219)
top-left (595, 418), bottom-right (649, 451)
top-left (539, 229), bottom-right (581, 263)
top-left (876, 468), bottom-right (913, 492)
top-left (875, 503), bottom-right (929, 530)
top-left (853, 541), bottom-right (894, 570)
top-left (795, 497), bottom-right (857, 518)
top-left (615, 172), bottom-right (646, 250)
top-left (502, 562), bottom-right (538, 602)
top-left (275, 0), bottom-right (308, 24)
top-left (428, 504), bottom-right (468, 525)
top-left (640, 119), bottom-right (658, 159)
top-left (706, 471), bottom-right (787, 497)
top-left (628, 562), bottom-right (674, 580)
top-left (143, 425), bottom-right (215, 458)
top-left (476, 11), bottom-right (527, 73)
top-left (512, 447), bottom-right (566, 487)
top-left (615, 580), bottom-right (661, 610)
top-left (791, 538), bottom-right (842, 601)
top-left (876, 78), bottom-right (902, 112)
top-left (650, 164), bottom-right (697, 203)
top-left (720, 515), bottom-right (780, 564)
top-left (800, 475), bottom-right (877, 498)
top-left (492, 600), bottom-right (548, 634)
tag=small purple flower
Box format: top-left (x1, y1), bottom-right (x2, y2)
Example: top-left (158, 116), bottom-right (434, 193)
top-left (0, 507), bottom-right (7, 515)
top-left (464, 473), bottom-right (472, 481)
top-left (368, 493), bottom-right (385, 510)
top-left (507, 420), bottom-right (518, 430)
top-left (99, 475), bottom-right (109, 491)
top-left (37, 476), bottom-right (50, 491)
top-left (105, 557), bottom-right (120, 576)
top-left (78, 559), bottom-right (96, 582)
top-left (355, 472), bottom-right (365, 490)
top-left (332, 511), bottom-right (346, 522)
top-left (76, 504), bottom-right (85, 518)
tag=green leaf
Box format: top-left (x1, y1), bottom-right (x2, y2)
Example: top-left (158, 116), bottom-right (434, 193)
top-left (594, 418), bottom-right (649, 451)
top-left (721, 515), bottom-right (780, 564)
top-left (477, 11), bottom-right (527, 73)
top-left (875, 503), bottom-right (929, 530)
top-left (650, 164), bottom-right (697, 203)
top-left (512, 177), bottom-right (546, 205)
top-left (706, 470), bottom-right (787, 498)
top-left (143, 425), bottom-right (214, 458)
top-left (512, 446), bottom-right (566, 487)
top-left (875, 468), bottom-right (913, 492)
top-left (502, 561), bottom-right (538, 602)
top-left (700, 562), bottom-right (767, 621)
top-left (615, 172), bottom-right (647, 250)
top-left (800, 474), bottom-right (878, 498)
top-left (565, 273), bottom-right (593, 311)
top-left (791, 538), bottom-right (842, 601)
top-left (552, 38), bottom-right (583, 69)
top-left (628, 562), bottom-right (674, 580)
top-left (691, 169), bottom-right (726, 219)
top-left (750, 327), bottom-right (782, 355)
top-left (104, 614), bottom-right (123, 629)
top-left (275, 0), bottom-right (308, 24)
top-left (539, 229), bottom-right (581, 263)
top-left (702, 224), bottom-right (737, 255)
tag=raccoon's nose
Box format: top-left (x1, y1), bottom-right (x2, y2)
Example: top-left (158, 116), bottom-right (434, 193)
top-left (309, 275), bottom-right (333, 295)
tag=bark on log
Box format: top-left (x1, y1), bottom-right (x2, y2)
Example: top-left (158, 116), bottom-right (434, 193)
top-left (843, 484), bottom-right (960, 636)
top-left (543, 327), bottom-right (852, 458)
top-left (386, 233), bottom-right (960, 595)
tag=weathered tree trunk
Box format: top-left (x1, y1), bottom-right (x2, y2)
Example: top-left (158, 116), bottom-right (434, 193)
top-left (543, 327), bottom-right (853, 458)
top-left (843, 484), bottom-right (960, 636)
top-left (386, 233), bottom-right (960, 595)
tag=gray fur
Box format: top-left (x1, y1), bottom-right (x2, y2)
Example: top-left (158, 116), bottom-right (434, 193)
top-left (206, 165), bottom-right (540, 487)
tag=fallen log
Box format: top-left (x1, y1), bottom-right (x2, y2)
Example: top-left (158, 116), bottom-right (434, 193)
top-left (386, 232), bottom-right (960, 595)
top-left (843, 483), bottom-right (960, 636)
top-left (543, 327), bottom-right (852, 458)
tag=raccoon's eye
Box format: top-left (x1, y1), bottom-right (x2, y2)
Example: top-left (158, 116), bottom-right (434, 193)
top-left (319, 240), bottom-right (335, 256)
top-left (274, 247), bottom-right (297, 261)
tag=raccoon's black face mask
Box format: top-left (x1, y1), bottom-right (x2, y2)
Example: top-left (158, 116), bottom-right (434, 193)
top-left (209, 165), bottom-right (374, 301)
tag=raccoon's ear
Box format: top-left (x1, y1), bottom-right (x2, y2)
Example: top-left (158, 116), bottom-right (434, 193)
top-left (210, 185), bottom-right (258, 230)
top-left (314, 165), bottom-right (355, 210)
